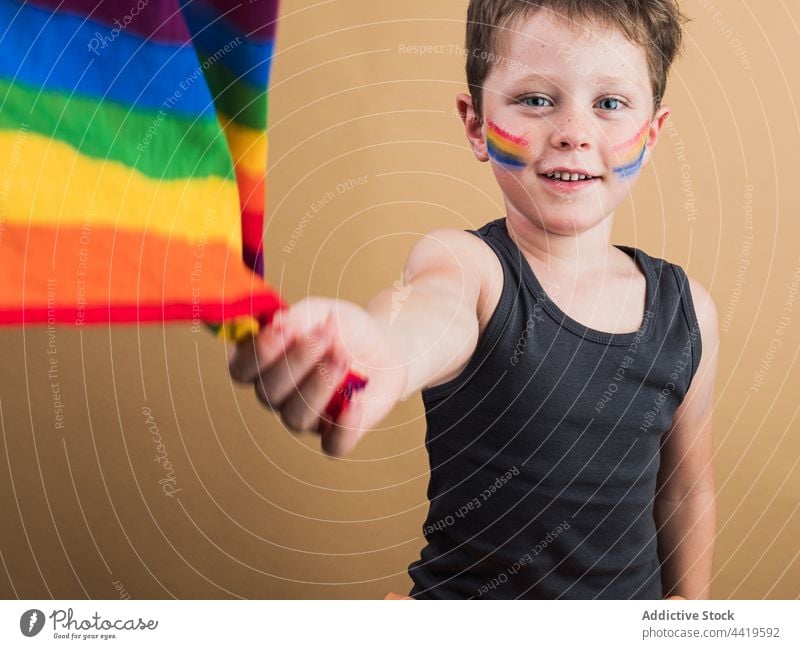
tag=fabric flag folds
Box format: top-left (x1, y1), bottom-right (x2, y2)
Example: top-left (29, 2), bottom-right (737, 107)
top-left (0, 0), bottom-right (366, 418)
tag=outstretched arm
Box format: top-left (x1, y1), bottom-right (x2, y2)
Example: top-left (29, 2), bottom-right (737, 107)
top-left (228, 228), bottom-right (487, 457)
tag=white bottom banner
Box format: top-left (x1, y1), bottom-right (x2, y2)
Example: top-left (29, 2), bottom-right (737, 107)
top-left (0, 600), bottom-right (796, 648)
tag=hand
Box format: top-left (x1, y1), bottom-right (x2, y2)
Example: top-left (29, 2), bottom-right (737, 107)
top-left (228, 297), bottom-right (408, 457)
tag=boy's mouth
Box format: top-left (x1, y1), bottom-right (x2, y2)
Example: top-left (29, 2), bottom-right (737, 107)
top-left (538, 169), bottom-right (603, 192)
top-left (540, 168), bottom-right (602, 182)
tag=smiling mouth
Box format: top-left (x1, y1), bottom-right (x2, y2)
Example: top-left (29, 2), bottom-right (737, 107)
top-left (540, 171), bottom-right (602, 182)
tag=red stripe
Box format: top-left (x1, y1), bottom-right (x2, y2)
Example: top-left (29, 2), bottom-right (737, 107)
top-left (487, 121), bottom-right (529, 146)
top-left (0, 293), bottom-right (287, 325)
top-left (241, 207), bottom-right (264, 251)
top-left (0, 294), bottom-right (286, 326)
top-left (615, 121), bottom-right (650, 150)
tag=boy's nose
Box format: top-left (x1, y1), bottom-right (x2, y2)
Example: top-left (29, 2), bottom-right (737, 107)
top-left (551, 124), bottom-right (591, 151)
top-left (549, 107), bottom-right (592, 150)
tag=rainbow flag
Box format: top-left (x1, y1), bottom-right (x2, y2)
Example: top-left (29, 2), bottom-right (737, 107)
top-left (0, 0), bottom-right (366, 417)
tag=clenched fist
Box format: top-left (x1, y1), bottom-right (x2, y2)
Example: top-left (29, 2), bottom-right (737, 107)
top-left (227, 297), bottom-right (409, 457)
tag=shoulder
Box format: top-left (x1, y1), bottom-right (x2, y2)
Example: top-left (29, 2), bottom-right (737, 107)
top-left (418, 222), bottom-right (500, 255)
top-left (669, 273), bottom-right (719, 422)
top-left (409, 226), bottom-right (489, 255)
top-left (406, 225), bottom-right (505, 333)
top-left (644, 250), bottom-right (718, 338)
top-left (405, 225), bottom-right (501, 282)
top-left (683, 274), bottom-right (720, 393)
top-left (685, 275), bottom-right (719, 370)
top-left (685, 275), bottom-right (718, 337)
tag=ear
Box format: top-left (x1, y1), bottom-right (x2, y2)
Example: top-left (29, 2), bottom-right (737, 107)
top-left (456, 92), bottom-right (489, 163)
top-left (642, 103), bottom-right (671, 168)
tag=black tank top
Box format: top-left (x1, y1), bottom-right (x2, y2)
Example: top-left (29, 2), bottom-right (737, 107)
top-left (408, 217), bottom-right (702, 599)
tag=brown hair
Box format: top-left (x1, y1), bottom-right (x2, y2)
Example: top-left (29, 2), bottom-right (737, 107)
top-left (466, 0), bottom-right (689, 117)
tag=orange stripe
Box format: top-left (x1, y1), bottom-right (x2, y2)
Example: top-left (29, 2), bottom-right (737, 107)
top-left (0, 223), bottom-right (270, 309)
top-left (235, 166), bottom-right (266, 215)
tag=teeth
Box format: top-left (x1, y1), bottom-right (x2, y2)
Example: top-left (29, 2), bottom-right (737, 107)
top-left (546, 171), bottom-right (594, 181)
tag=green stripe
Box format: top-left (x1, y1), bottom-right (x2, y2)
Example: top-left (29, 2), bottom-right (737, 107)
top-left (0, 79), bottom-right (235, 180)
top-left (197, 51), bottom-right (268, 131)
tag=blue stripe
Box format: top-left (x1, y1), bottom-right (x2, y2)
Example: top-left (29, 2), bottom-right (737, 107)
top-left (487, 140), bottom-right (526, 169)
top-left (0, 0), bottom-right (215, 117)
top-left (180, 0), bottom-right (275, 88)
top-left (613, 143), bottom-right (647, 178)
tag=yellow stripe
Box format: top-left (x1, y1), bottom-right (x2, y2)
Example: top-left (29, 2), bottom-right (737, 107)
top-left (215, 315), bottom-right (261, 342)
top-left (218, 112), bottom-right (267, 177)
top-left (488, 134), bottom-right (527, 158)
top-left (1, 130), bottom-right (242, 247)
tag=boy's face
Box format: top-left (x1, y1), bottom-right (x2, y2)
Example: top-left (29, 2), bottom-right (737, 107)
top-left (459, 11), bottom-right (671, 235)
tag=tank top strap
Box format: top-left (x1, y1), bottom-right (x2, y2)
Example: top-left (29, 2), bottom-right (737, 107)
top-left (667, 260), bottom-right (704, 389)
top-left (627, 247), bottom-right (703, 393)
top-left (465, 217), bottom-right (527, 291)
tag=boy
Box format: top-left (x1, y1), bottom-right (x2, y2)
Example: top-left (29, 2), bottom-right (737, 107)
top-left (228, 0), bottom-right (718, 600)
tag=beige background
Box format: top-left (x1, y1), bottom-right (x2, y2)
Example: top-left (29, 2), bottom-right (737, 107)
top-left (1, 0), bottom-right (798, 599)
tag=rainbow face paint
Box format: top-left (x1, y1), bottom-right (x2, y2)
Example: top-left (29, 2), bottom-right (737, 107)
top-left (612, 122), bottom-right (649, 179)
top-left (486, 121), bottom-right (531, 169)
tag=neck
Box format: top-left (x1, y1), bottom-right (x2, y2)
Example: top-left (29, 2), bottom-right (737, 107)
top-left (505, 207), bottom-right (616, 275)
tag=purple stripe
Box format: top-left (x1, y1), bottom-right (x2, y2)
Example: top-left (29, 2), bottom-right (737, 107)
top-left (204, 0), bottom-right (279, 42)
top-left (243, 245), bottom-right (265, 278)
top-left (24, 0), bottom-right (192, 43)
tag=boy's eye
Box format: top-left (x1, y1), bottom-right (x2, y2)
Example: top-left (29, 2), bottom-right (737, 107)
top-left (597, 97), bottom-right (625, 111)
top-left (518, 95), bottom-right (552, 108)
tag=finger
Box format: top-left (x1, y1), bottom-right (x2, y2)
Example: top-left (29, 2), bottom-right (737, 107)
top-left (317, 415), bottom-right (334, 438)
top-left (227, 332), bottom-right (256, 382)
top-left (281, 346), bottom-right (350, 434)
top-left (229, 320), bottom-right (295, 383)
top-left (316, 334), bottom-right (355, 435)
top-left (320, 388), bottom-right (365, 458)
top-left (320, 360), bottom-right (404, 457)
top-left (254, 325), bottom-right (334, 410)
